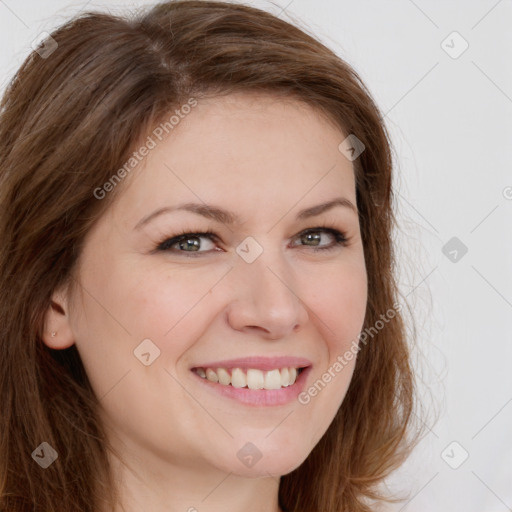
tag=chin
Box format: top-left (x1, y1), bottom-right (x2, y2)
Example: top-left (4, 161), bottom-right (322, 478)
top-left (220, 441), bottom-right (312, 478)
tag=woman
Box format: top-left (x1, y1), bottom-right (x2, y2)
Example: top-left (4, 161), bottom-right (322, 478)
top-left (0, 1), bottom-right (418, 511)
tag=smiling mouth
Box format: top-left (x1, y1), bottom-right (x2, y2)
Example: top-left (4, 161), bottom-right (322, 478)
top-left (191, 366), bottom-right (307, 390)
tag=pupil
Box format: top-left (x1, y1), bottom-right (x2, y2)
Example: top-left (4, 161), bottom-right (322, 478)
top-left (180, 237), bottom-right (200, 251)
top-left (304, 233), bottom-right (320, 246)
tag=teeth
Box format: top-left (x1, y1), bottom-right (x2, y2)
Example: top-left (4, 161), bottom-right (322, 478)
top-left (231, 368), bottom-right (247, 388)
top-left (280, 367), bottom-right (290, 387)
top-left (195, 366), bottom-right (302, 389)
top-left (264, 369), bottom-right (282, 390)
top-left (247, 368), bottom-right (264, 389)
top-left (205, 368), bottom-right (218, 382)
top-left (217, 367), bottom-right (230, 386)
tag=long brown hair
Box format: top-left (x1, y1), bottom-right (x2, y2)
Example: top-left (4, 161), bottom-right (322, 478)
top-left (0, 1), bottom-right (419, 510)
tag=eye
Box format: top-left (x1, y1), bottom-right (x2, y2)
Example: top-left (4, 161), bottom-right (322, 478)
top-left (155, 229), bottom-right (219, 255)
top-left (292, 227), bottom-right (348, 252)
top-left (154, 226), bottom-right (349, 256)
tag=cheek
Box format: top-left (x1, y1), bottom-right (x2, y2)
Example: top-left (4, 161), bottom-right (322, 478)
top-left (305, 261), bottom-right (367, 350)
top-left (117, 263), bottom-right (226, 350)
top-left (294, 263), bottom-right (367, 443)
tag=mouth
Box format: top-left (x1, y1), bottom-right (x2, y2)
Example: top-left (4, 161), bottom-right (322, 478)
top-left (191, 365), bottom-right (308, 390)
top-left (189, 356), bottom-right (313, 406)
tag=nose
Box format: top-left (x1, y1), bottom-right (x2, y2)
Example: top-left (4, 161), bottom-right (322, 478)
top-left (225, 250), bottom-right (309, 340)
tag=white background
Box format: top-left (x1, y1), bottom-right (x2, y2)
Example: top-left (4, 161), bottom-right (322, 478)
top-left (1, 1), bottom-right (511, 510)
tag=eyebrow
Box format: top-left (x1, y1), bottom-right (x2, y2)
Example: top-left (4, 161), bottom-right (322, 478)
top-left (134, 197), bottom-right (358, 230)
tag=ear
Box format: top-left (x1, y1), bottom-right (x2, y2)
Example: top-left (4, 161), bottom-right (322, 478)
top-left (41, 284), bottom-right (75, 350)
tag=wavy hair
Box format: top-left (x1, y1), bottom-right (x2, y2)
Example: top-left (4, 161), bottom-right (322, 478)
top-left (0, 1), bottom-right (419, 510)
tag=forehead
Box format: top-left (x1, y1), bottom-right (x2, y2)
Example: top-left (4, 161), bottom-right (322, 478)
top-left (114, 92), bottom-right (356, 228)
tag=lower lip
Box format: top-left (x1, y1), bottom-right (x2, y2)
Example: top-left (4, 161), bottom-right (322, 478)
top-left (190, 367), bottom-right (312, 407)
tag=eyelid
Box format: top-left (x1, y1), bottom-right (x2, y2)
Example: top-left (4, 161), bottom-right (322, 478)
top-left (154, 225), bottom-right (349, 255)
top-left (153, 229), bottom-right (219, 254)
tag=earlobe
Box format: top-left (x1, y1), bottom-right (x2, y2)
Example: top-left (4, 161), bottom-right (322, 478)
top-left (41, 288), bottom-right (75, 350)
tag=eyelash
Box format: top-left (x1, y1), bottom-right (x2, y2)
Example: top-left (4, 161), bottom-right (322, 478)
top-left (154, 226), bottom-right (349, 256)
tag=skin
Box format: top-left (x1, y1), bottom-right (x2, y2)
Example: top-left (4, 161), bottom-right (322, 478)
top-left (43, 92), bottom-right (368, 512)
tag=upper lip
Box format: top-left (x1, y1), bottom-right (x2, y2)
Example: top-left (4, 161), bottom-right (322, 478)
top-left (190, 356), bottom-right (312, 371)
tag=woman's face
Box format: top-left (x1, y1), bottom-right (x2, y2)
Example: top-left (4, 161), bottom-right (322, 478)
top-left (52, 92), bottom-right (367, 479)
